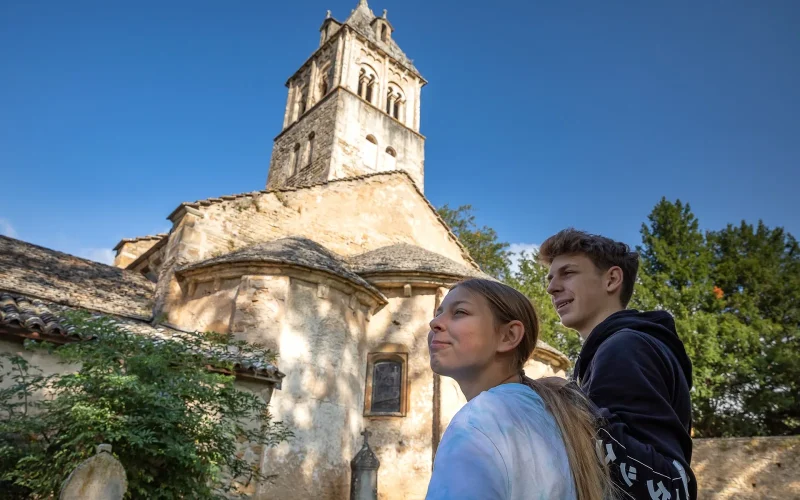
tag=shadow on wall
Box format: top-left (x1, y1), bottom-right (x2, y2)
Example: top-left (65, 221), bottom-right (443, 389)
top-left (257, 284), bottom-right (437, 500)
top-left (692, 436), bottom-right (800, 500)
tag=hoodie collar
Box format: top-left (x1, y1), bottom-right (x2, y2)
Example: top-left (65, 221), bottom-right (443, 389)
top-left (572, 309), bottom-right (693, 389)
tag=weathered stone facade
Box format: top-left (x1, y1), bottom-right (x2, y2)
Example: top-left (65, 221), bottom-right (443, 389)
top-left (693, 436), bottom-right (800, 499)
top-left (267, 90), bottom-right (339, 190)
top-left (266, 0), bottom-right (425, 192)
top-left (112, 234), bottom-right (166, 269)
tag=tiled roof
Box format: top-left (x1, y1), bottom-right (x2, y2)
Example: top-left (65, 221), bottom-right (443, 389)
top-left (0, 293), bottom-right (73, 338)
top-left (0, 292), bottom-right (284, 384)
top-left (166, 170), bottom-right (481, 271)
top-left (349, 243), bottom-right (491, 280)
top-left (177, 237), bottom-right (386, 302)
top-left (0, 236), bottom-right (155, 320)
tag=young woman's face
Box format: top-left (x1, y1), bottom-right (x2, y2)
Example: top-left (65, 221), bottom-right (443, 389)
top-left (428, 287), bottom-right (500, 380)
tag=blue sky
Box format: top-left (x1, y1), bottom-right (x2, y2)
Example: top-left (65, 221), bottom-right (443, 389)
top-left (1, 0), bottom-right (798, 265)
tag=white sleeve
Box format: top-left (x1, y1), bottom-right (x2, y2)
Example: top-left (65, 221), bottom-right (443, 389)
top-left (425, 421), bottom-right (508, 500)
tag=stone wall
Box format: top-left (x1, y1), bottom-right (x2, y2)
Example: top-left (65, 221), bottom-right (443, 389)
top-left (208, 174), bottom-right (463, 261)
top-left (256, 276), bottom-right (370, 500)
top-left (331, 90), bottom-right (424, 191)
top-left (158, 174), bottom-right (473, 323)
top-left (267, 91), bottom-right (338, 190)
top-left (342, 36), bottom-right (422, 133)
top-left (113, 238), bottom-right (161, 269)
top-left (0, 337), bottom-right (79, 408)
top-left (365, 287), bottom-right (437, 500)
top-left (173, 275), bottom-right (240, 334)
top-left (692, 436), bottom-right (800, 499)
top-left (129, 240), bottom-right (167, 283)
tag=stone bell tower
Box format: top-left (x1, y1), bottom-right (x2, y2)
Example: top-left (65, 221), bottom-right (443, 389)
top-left (265, 0), bottom-right (427, 192)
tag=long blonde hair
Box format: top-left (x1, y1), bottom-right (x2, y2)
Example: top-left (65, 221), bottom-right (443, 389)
top-left (453, 278), bottom-right (617, 500)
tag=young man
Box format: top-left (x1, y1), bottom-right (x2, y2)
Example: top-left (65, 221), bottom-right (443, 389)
top-left (539, 228), bottom-right (696, 500)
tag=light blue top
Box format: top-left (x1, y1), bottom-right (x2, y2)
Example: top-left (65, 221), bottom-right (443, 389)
top-left (425, 383), bottom-right (577, 500)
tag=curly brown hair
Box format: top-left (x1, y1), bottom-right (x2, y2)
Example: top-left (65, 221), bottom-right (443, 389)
top-left (538, 228), bottom-right (639, 307)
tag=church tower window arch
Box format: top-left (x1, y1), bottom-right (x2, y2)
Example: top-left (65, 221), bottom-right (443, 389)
top-left (358, 65), bottom-right (379, 104)
top-left (363, 134), bottom-right (379, 170)
top-left (306, 132), bottom-right (315, 167)
top-left (387, 84), bottom-right (405, 122)
top-left (289, 142), bottom-right (301, 176)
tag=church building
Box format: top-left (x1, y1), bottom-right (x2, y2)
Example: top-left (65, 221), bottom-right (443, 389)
top-left (0, 1), bottom-right (569, 498)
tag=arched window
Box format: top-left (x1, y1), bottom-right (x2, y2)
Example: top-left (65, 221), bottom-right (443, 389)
top-left (320, 75), bottom-right (328, 97)
top-left (358, 70), bottom-right (365, 97)
top-left (386, 84), bottom-right (405, 121)
top-left (364, 348), bottom-right (408, 416)
top-left (363, 135), bottom-right (378, 170)
top-left (297, 88), bottom-right (307, 116)
top-left (394, 100), bottom-right (404, 120)
top-left (358, 65), bottom-right (378, 103)
top-left (384, 146), bottom-right (397, 171)
top-left (366, 77), bottom-right (375, 104)
top-left (380, 25), bottom-right (387, 42)
top-left (290, 143), bottom-right (300, 176)
top-left (386, 87), bottom-right (395, 114)
top-left (306, 132), bottom-right (315, 166)
top-left (319, 65), bottom-right (331, 99)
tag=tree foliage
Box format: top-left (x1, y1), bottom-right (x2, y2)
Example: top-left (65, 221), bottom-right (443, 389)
top-left (440, 197), bottom-right (800, 438)
top-left (507, 251), bottom-right (583, 361)
top-left (0, 311), bottom-right (292, 499)
top-left (437, 204), bottom-right (512, 281)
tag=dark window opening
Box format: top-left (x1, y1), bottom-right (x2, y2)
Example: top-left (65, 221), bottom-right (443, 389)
top-left (366, 80), bottom-right (375, 103)
top-left (370, 360), bottom-right (402, 413)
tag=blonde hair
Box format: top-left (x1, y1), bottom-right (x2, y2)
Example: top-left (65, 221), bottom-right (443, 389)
top-left (453, 278), bottom-right (617, 500)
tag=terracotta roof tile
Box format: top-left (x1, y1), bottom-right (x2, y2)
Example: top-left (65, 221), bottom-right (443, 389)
top-left (0, 293), bottom-right (73, 338)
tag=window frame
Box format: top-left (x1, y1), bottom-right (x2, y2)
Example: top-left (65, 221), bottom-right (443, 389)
top-left (364, 351), bottom-right (408, 417)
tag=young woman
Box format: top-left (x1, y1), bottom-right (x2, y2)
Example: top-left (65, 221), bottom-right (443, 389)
top-left (425, 278), bottom-right (616, 500)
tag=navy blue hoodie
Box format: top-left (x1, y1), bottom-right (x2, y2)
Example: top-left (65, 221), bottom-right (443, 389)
top-left (573, 310), bottom-right (696, 500)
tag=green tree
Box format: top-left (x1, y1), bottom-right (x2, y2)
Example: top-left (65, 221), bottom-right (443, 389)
top-left (0, 311), bottom-right (292, 499)
top-left (508, 250), bottom-right (583, 362)
top-left (633, 198), bottom-right (751, 437)
top-left (438, 204), bottom-right (512, 280)
top-left (637, 197), bottom-right (714, 313)
top-left (707, 221), bottom-right (800, 436)
top-left (636, 199), bottom-right (800, 437)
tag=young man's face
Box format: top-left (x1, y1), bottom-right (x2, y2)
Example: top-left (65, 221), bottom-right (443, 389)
top-left (546, 253), bottom-right (619, 338)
